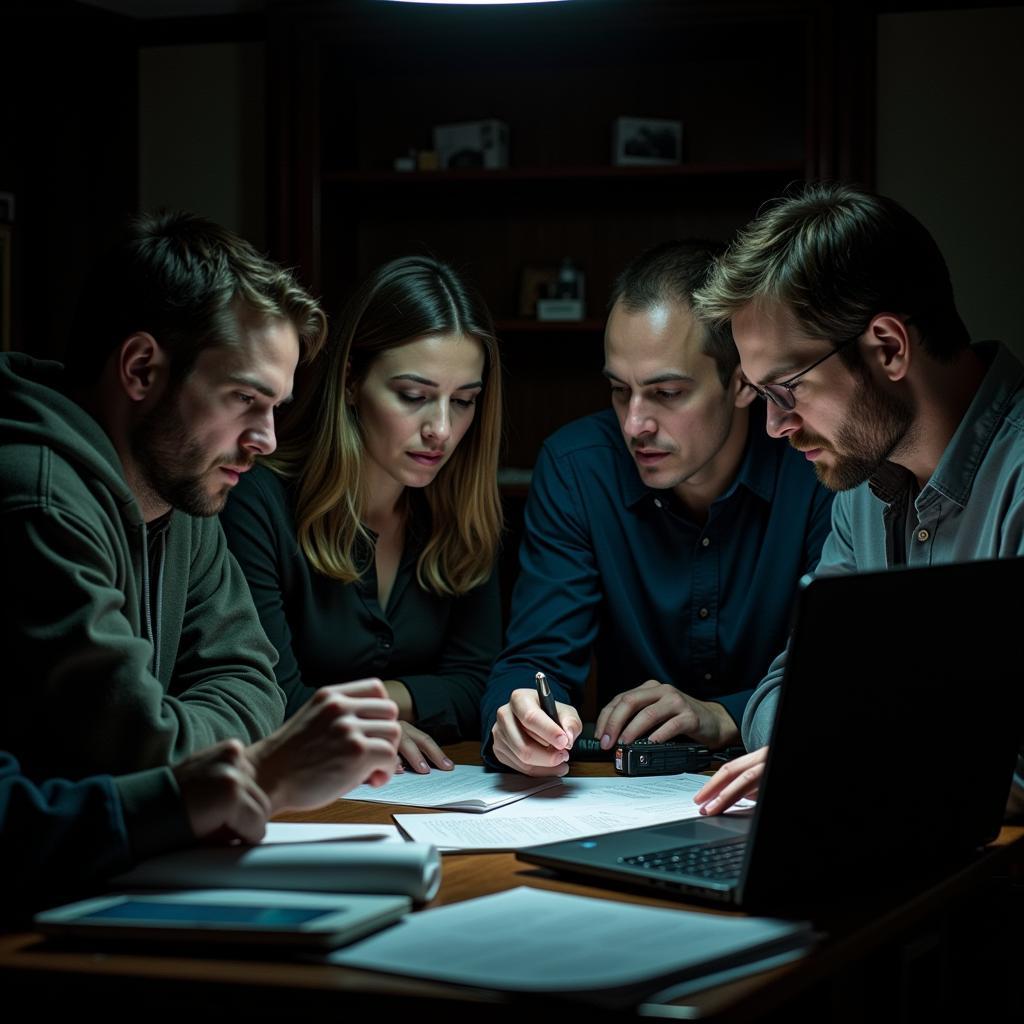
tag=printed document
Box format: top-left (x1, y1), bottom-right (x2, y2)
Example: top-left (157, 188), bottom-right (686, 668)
top-left (393, 774), bottom-right (752, 850)
top-left (343, 763), bottom-right (560, 812)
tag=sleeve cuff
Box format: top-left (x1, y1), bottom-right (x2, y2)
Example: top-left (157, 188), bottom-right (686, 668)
top-left (714, 689), bottom-right (754, 735)
top-left (113, 766), bottom-right (195, 864)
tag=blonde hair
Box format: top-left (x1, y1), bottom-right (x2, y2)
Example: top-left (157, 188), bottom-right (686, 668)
top-left (269, 256), bottom-right (503, 596)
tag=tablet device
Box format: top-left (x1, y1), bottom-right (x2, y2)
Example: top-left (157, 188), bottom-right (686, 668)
top-left (35, 889), bottom-right (411, 950)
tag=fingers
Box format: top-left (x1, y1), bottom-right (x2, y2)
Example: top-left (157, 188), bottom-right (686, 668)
top-left (415, 730), bottom-right (453, 771)
top-left (508, 689), bottom-right (572, 750)
top-left (492, 727), bottom-right (569, 777)
top-left (494, 701), bottom-right (572, 772)
top-left (356, 736), bottom-right (403, 782)
top-left (346, 716), bottom-right (402, 745)
top-left (601, 684), bottom-right (689, 748)
top-left (320, 677), bottom-right (390, 702)
top-left (313, 692), bottom-right (398, 723)
top-left (223, 779), bottom-right (272, 845)
top-left (366, 767), bottom-right (393, 788)
top-left (644, 711), bottom-right (699, 745)
top-left (398, 723), bottom-right (453, 774)
top-left (554, 703), bottom-right (583, 747)
top-left (694, 747), bottom-right (767, 816)
top-left (176, 746), bottom-right (273, 844)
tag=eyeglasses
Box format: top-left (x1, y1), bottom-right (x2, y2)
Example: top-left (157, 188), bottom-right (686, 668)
top-left (743, 334), bottom-right (860, 411)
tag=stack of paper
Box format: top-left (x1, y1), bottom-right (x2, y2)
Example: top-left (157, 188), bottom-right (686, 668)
top-left (329, 887), bottom-right (813, 1007)
top-left (113, 834), bottom-right (441, 902)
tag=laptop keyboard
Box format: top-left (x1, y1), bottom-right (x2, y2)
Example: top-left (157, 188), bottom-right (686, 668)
top-left (619, 837), bottom-right (746, 881)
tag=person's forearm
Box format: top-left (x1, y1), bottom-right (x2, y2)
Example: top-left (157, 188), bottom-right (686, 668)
top-left (384, 680), bottom-right (414, 721)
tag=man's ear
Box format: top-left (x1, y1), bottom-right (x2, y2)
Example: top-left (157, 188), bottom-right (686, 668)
top-left (863, 314), bottom-right (911, 383)
top-left (729, 366), bottom-right (757, 409)
top-left (117, 333), bottom-right (168, 402)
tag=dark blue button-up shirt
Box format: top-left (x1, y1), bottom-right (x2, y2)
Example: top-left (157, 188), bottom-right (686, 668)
top-left (481, 408), bottom-right (834, 757)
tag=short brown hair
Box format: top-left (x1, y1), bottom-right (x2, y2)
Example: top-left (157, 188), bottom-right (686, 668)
top-left (66, 210), bottom-right (326, 382)
top-left (693, 183), bottom-right (969, 364)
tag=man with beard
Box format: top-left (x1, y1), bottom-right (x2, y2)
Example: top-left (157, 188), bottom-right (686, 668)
top-left (690, 183), bottom-right (1024, 816)
top-left (483, 241), bottom-right (834, 776)
top-left (0, 212), bottom-right (402, 819)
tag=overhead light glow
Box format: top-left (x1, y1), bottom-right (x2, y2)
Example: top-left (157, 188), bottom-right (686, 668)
top-left (384, 1), bottom-right (571, 6)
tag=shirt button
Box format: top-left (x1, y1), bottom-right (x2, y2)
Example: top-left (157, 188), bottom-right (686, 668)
top-left (379, 637), bottom-right (392, 649)
top-left (704, 672), bottom-right (712, 681)
top-left (654, 498), bottom-right (663, 509)
top-left (917, 528), bottom-right (930, 542)
top-left (701, 537), bottom-right (710, 548)
top-left (699, 608), bottom-right (709, 619)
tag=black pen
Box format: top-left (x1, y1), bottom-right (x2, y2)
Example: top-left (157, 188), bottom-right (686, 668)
top-left (535, 671), bottom-right (561, 727)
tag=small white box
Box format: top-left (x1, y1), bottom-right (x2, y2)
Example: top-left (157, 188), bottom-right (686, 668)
top-left (433, 120), bottom-right (509, 170)
top-left (537, 298), bottom-right (585, 322)
top-left (613, 117), bottom-right (683, 166)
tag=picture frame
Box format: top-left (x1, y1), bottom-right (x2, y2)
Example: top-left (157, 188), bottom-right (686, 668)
top-left (612, 117), bottom-right (683, 167)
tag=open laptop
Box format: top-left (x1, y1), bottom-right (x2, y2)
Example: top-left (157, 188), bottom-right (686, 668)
top-left (517, 558), bottom-right (1024, 914)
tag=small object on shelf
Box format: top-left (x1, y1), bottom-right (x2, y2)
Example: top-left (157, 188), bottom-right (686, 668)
top-left (612, 116), bottom-right (683, 167)
top-left (416, 149), bottom-right (439, 172)
top-left (537, 257), bottom-right (585, 322)
top-left (433, 119), bottom-right (508, 170)
top-left (393, 148), bottom-right (416, 173)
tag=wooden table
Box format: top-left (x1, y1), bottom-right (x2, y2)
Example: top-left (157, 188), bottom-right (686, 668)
top-left (2, 743), bottom-right (1022, 1020)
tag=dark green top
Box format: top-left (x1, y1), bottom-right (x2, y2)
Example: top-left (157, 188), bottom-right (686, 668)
top-left (221, 464), bottom-right (501, 742)
top-left (0, 353), bottom-right (284, 786)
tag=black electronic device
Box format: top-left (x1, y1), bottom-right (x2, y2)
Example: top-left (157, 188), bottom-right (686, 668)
top-left (570, 723), bottom-right (613, 762)
top-left (614, 738), bottom-right (711, 775)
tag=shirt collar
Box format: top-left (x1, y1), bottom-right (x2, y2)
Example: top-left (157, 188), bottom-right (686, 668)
top-left (869, 342), bottom-right (1024, 509)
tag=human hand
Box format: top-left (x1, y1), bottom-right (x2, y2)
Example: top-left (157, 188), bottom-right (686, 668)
top-left (694, 746), bottom-right (768, 815)
top-left (595, 680), bottom-right (739, 750)
top-left (247, 678), bottom-right (401, 813)
top-left (173, 738), bottom-right (271, 845)
top-left (397, 721), bottom-right (453, 774)
top-left (491, 687), bottom-right (582, 777)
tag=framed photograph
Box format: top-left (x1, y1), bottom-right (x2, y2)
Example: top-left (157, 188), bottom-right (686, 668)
top-left (613, 117), bottom-right (683, 167)
top-left (518, 265), bottom-right (560, 317)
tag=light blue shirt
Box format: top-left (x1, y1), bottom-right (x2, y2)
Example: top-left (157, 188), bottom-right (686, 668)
top-left (742, 343), bottom-right (1024, 804)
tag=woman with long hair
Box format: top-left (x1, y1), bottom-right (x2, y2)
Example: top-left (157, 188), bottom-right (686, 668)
top-left (221, 255), bottom-right (503, 771)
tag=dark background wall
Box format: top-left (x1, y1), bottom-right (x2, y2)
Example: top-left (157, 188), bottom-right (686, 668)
top-left (2, 1), bottom-right (138, 361)
top-left (2, 1), bottom-right (1021, 365)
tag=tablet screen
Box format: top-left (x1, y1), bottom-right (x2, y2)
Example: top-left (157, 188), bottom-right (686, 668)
top-left (80, 900), bottom-right (338, 926)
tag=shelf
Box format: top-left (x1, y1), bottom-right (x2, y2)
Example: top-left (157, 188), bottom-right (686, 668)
top-left (495, 319), bottom-right (604, 334)
top-left (322, 160), bottom-right (805, 187)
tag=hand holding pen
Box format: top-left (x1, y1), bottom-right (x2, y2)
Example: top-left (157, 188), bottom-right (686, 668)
top-left (490, 670), bottom-right (582, 777)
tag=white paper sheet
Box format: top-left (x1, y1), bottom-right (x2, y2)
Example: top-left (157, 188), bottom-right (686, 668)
top-left (342, 763), bottom-right (561, 811)
top-left (328, 887), bottom-right (811, 1006)
top-left (392, 773), bottom-right (753, 850)
top-left (261, 822), bottom-right (403, 844)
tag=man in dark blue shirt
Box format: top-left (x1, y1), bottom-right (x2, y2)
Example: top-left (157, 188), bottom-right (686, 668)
top-left (483, 241), bottom-right (834, 775)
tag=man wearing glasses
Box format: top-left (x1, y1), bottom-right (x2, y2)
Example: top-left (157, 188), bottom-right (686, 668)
top-left (483, 241), bottom-right (834, 775)
top-left (691, 183), bottom-right (1024, 816)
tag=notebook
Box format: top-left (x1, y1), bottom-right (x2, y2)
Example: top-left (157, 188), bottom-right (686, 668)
top-left (517, 558), bottom-right (1024, 914)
